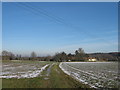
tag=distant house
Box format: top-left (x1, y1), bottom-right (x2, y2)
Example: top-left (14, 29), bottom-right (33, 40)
top-left (88, 58), bottom-right (97, 62)
top-left (68, 60), bottom-right (71, 62)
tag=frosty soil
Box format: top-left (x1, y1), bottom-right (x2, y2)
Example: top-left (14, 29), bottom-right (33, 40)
top-left (1, 61), bottom-right (50, 79)
top-left (59, 62), bottom-right (119, 88)
top-left (1, 61), bottom-right (119, 88)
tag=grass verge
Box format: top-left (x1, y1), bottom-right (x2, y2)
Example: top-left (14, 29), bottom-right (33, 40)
top-left (2, 62), bottom-right (91, 88)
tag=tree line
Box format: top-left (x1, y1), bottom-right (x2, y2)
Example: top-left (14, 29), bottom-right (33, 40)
top-left (1, 48), bottom-right (88, 61)
top-left (1, 48), bottom-right (119, 61)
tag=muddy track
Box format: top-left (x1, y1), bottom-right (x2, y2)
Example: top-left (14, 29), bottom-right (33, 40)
top-left (46, 63), bottom-right (55, 76)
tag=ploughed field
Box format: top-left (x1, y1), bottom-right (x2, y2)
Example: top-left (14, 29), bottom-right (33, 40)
top-left (2, 60), bottom-right (88, 88)
top-left (1, 60), bottom-right (50, 78)
top-left (59, 62), bottom-right (119, 88)
top-left (1, 60), bottom-right (119, 88)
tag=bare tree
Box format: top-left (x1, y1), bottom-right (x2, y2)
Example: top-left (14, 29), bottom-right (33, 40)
top-left (2, 50), bottom-right (15, 60)
top-left (31, 51), bottom-right (37, 60)
top-left (16, 54), bottom-right (22, 60)
top-left (75, 48), bottom-right (86, 61)
top-left (2, 50), bottom-right (9, 56)
top-left (8, 52), bottom-right (15, 60)
top-left (78, 48), bottom-right (85, 54)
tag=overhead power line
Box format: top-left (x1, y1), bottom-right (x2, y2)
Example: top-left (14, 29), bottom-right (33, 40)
top-left (15, 2), bottom-right (89, 35)
top-left (15, 2), bottom-right (116, 45)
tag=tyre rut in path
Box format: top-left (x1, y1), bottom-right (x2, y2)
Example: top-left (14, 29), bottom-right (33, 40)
top-left (44, 63), bottom-right (55, 80)
top-left (40, 63), bottom-right (90, 88)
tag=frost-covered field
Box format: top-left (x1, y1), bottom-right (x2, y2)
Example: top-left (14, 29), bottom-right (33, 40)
top-left (1, 60), bottom-right (50, 79)
top-left (59, 62), bottom-right (119, 88)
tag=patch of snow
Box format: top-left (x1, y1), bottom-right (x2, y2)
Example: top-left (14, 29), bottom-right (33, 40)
top-left (1, 64), bottom-right (49, 79)
top-left (59, 62), bottom-right (117, 88)
top-left (59, 63), bottom-right (70, 76)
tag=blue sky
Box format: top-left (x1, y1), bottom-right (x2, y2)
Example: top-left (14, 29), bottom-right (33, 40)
top-left (2, 2), bottom-right (118, 56)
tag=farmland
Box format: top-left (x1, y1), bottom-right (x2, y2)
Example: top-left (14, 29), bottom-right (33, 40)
top-left (1, 60), bottom-right (119, 88)
top-left (1, 60), bottom-right (89, 88)
top-left (59, 62), bottom-right (119, 88)
top-left (1, 60), bottom-right (50, 79)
